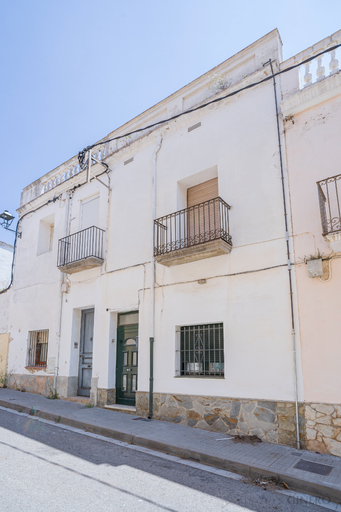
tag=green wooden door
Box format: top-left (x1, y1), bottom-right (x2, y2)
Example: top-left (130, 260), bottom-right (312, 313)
top-left (116, 324), bottom-right (138, 405)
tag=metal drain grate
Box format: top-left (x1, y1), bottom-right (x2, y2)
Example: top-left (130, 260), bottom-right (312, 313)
top-left (132, 417), bottom-right (151, 422)
top-left (291, 452), bottom-right (302, 457)
top-left (294, 459), bottom-right (333, 476)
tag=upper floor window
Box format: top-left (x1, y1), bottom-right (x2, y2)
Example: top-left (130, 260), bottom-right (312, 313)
top-left (37, 214), bottom-right (55, 255)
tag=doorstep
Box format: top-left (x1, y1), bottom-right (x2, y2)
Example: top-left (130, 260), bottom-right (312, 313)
top-left (104, 404), bottom-right (137, 415)
top-left (61, 396), bottom-right (91, 406)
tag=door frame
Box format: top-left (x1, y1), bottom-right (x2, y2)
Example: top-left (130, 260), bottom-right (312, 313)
top-left (78, 308), bottom-right (94, 397)
top-left (116, 323), bottom-right (138, 406)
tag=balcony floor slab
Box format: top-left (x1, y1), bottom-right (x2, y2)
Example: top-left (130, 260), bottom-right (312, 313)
top-left (58, 256), bottom-right (103, 274)
top-left (155, 238), bottom-right (232, 266)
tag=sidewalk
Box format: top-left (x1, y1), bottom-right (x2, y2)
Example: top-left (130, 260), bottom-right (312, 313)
top-left (1, 388), bottom-right (341, 505)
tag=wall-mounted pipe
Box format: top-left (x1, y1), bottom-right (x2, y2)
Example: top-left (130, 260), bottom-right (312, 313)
top-left (268, 58), bottom-right (301, 450)
top-left (54, 190), bottom-right (72, 393)
top-left (149, 135), bottom-right (162, 419)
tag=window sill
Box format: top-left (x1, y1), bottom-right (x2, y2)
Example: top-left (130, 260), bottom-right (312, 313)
top-left (174, 375), bottom-right (224, 379)
top-left (25, 366), bottom-right (47, 370)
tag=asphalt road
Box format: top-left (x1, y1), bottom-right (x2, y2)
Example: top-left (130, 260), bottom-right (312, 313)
top-left (0, 408), bottom-right (332, 512)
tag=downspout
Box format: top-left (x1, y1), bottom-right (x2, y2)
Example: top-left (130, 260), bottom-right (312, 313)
top-left (149, 135), bottom-right (162, 419)
top-left (267, 59), bottom-right (300, 449)
top-left (54, 190), bottom-right (72, 393)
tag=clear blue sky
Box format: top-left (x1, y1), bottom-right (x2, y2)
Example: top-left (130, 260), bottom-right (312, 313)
top-left (0, 0), bottom-right (340, 244)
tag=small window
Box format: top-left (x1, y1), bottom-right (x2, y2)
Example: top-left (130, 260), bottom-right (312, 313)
top-left (177, 323), bottom-right (224, 377)
top-left (37, 214), bottom-right (55, 255)
top-left (118, 312), bottom-right (139, 326)
top-left (27, 330), bottom-right (49, 367)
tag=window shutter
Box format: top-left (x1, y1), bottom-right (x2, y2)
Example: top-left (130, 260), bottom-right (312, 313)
top-left (187, 177), bottom-right (218, 207)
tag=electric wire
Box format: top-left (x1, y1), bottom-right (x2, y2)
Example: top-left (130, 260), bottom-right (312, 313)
top-left (2, 42), bottom-right (340, 295)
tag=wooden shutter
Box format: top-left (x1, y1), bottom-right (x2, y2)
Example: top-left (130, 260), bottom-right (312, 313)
top-left (187, 178), bottom-right (219, 245)
top-left (81, 196), bottom-right (99, 230)
top-left (187, 177), bottom-right (218, 207)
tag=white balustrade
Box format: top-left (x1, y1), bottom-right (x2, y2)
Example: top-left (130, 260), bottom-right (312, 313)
top-left (301, 47), bottom-right (339, 89)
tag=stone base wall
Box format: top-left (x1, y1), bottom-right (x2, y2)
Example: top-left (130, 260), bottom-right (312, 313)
top-left (305, 403), bottom-right (341, 457)
top-left (97, 388), bottom-right (116, 406)
top-left (8, 374), bottom-right (54, 396)
top-left (136, 392), bottom-right (307, 449)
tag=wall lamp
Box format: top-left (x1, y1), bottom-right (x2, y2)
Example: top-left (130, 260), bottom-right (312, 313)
top-left (0, 210), bottom-right (21, 238)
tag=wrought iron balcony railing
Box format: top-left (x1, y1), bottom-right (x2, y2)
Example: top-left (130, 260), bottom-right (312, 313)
top-left (317, 174), bottom-right (341, 235)
top-left (57, 226), bottom-right (105, 270)
top-left (154, 197), bottom-right (232, 257)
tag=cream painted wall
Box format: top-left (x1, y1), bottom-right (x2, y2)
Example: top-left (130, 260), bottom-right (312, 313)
top-left (0, 333), bottom-right (10, 379)
top-left (283, 84), bottom-right (341, 403)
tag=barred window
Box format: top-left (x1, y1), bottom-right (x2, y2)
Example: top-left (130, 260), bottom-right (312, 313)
top-left (178, 323), bottom-right (224, 377)
top-left (27, 330), bottom-right (49, 367)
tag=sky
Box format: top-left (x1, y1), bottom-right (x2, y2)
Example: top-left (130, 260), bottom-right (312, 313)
top-left (0, 0), bottom-right (340, 245)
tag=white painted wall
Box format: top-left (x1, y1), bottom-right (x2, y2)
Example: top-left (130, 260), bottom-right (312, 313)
top-left (0, 241), bottom-right (13, 290)
top-left (5, 29), bottom-right (307, 405)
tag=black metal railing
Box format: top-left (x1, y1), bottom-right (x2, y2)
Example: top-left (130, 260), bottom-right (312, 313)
top-left (57, 226), bottom-right (105, 267)
top-left (27, 330), bottom-right (48, 367)
top-left (154, 197), bottom-right (231, 256)
top-left (317, 174), bottom-right (341, 235)
top-left (178, 324), bottom-right (224, 377)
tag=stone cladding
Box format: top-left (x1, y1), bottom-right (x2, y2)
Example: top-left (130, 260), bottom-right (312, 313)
top-left (136, 391), bottom-right (307, 447)
top-left (305, 403), bottom-right (341, 457)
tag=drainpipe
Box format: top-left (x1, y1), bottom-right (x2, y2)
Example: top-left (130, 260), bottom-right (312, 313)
top-left (149, 135), bottom-right (162, 419)
top-left (267, 59), bottom-right (300, 450)
top-left (54, 190), bottom-right (71, 393)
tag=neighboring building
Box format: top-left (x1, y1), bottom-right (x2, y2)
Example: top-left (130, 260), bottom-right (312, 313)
top-left (281, 39), bottom-right (341, 456)
top-left (0, 241), bottom-right (13, 290)
top-left (0, 29), bottom-right (340, 456)
top-left (0, 241), bottom-right (12, 379)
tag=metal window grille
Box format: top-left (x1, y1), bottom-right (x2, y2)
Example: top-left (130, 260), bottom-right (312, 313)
top-left (178, 324), bottom-right (224, 377)
top-left (57, 226), bottom-right (105, 267)
top-left (27, 330), bottom-right (49, 367)
top-left (317, 174), bottom-right (341, 235)
top-left (154, 197), bottom-right (231, 256)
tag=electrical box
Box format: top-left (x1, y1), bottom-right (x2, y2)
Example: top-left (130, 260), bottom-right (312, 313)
top-left (307, 259), bottom-right (323, 278)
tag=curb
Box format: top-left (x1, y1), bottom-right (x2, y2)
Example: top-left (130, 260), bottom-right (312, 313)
top-left (1, 399), bottom-right (340, 505)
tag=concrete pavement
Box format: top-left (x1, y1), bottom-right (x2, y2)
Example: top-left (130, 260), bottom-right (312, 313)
top-left (1, 388), bottom-right (340, 505)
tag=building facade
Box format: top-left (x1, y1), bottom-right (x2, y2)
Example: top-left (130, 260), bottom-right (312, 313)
top-left (0, 29), bottom-right (340, 456)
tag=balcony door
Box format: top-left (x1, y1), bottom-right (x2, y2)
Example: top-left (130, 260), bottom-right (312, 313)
top-left (81, 195), bottom-right (99, 230)
top-left (187, 177), bottom-right (219, 244)
top-left (78, 308), bottom-right (94, 397)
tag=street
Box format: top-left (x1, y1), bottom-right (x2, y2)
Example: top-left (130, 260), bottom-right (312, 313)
top-left (0, 408), bottom-right (333, 512)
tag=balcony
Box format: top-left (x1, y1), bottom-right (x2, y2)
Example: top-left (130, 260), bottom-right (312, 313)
top-left (317, 174), bottom-right (341, 252)
top-left (154, 197), bottom-right (232, 266)
top-left (57, 226), bottom-right (105, 273)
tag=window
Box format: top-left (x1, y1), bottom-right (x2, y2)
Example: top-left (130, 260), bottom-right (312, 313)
top-left (27, 330), bottom-right (49, 367)
top-left (37, 214), bottom-right (55, 255)
top-left (178, 323), bottom-right (224, 377)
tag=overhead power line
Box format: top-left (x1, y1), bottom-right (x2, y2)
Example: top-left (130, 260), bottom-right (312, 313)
top-left (78, 42), bottom-right (341, 162)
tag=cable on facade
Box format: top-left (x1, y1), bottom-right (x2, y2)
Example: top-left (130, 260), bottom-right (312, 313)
top-left (78, 43), bottom-right (341, 158)
top-left (0, 196), bottom-right (62, 295)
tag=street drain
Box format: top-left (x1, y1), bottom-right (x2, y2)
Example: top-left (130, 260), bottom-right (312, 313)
top-left (132, 417), bottom-right (151, 422)
top-left (294, 459), bottom-right (333, 476)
